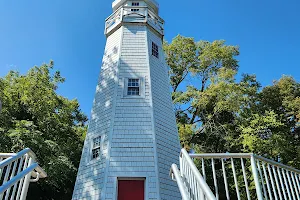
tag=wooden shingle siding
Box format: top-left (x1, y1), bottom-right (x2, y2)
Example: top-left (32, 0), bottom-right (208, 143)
top-left (103, 25), bottom-right (160, 200)
top-left (147, 29), bottom-right (182, 200)
top-left (72, 27), bottom-right (122, 200)
top-left (73, 1), bottom-right (180, 199)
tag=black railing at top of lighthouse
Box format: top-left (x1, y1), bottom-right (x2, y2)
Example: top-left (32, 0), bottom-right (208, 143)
top-left (104, 5), bottom-right (164, 36)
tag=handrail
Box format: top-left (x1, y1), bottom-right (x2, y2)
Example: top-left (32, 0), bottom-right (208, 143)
top-left (147, 8), bottom-right (164, 23)
top-left (189, 151), bottom-right (300, 200)
top-left (0, 163), bottom-right (38, 193)
top-left (254, 154), bottom-right (300, 174)
top-left (0, 148), bottom-right (32, 167)
top-left (169, 164), bottom-right (190, 200)
top-left (104, 5), bottom-right (164, 35)
top-left (0, 148), bottom-right (47, 178)
top-left (121, 6), bottom-right (164, 23)
top-left (105, 6), bottom-right (122, 21)
top-left (0, 148), bottom-right (47, 199)
top-left (190, 152), bottom-right (300, 175)
top-left (0, 153), bottom-right (16, 159)
top-left (190, 153), bottom-right (253, 158)
top-left (180, 149), bottom-right (217, 200)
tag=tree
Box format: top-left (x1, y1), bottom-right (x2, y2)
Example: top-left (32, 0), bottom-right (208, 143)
top-left (165, 35), bottom-right (300, 169)
top-left (0, 62), bottom-right (87, 200)
top-left (238, 76), bottom-right (300, 166)
top-left (165, 35), bottom-right (300, 200)
top-left (164, 35), bottom-right (241, 151)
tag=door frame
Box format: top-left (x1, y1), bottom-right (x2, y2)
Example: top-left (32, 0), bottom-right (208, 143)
top-left (114, 173), bottom-right (149, 200)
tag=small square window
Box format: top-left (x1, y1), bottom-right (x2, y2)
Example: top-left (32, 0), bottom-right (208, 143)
top-left (92, 136), bottom-right (101, 160)
top-left (131, 2), bottom-right (140, 12)
top-left (127, 79), bottom-right (140, 96)
top-left (152, 42), bottom-right (159, 58)
top-left (123, 77), bottom-right (145, 98)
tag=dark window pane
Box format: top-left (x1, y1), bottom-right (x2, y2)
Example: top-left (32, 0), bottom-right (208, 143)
top-left (92, 147), bottom-right (101, 159)
top-left (128, 79), bottom-right (139, 87)
top-left (152, 42), bottom-right (159, 58)
top-left (128, 87), bottom-right (140, 96)
top-left (92, 136), bottom-right (101, 159)
top-left (93, 137), bottom-right (101, 148)
top-left (131, 3), bottom-right (140, 12)
top-left (132, 2), bottom-right (140, 6)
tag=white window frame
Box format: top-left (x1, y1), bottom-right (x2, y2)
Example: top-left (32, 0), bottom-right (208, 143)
top-left (127, 78), bottom-right (140, 96)
top-left (91, 136), bottom-right (102, 160)
top-left (123, 77), bottom-right (145, 99)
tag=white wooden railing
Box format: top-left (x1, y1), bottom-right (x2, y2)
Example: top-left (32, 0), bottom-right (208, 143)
top-left (104, 5), bottom-right (164, 35)
top-left (170, 149), bottom-right (217, 200)
top-left (0, 148), bottom-right (47, 200)
top-left (170, 164), bottom-right (191, 200)
top-left (171, 149), bottom-right (300, 200)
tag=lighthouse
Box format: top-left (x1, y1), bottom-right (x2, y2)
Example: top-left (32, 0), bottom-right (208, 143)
top-left (72, 1), bottom-right (181, 199)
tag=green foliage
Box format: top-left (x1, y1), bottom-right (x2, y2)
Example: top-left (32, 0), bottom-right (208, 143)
top-left (0, 62), bottom-right (87, 200)
top-left (164, 35), bottom-right (197, 93)
top-left (165, 35), bottom-right (300, 200)
top-left (165, 35), bottom-right (300, 168)
top-left (1, 35), bottom-right (299, 199)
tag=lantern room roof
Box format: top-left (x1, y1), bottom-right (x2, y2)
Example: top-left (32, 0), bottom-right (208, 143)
top-left (112, 0), bottom-right (159, 13)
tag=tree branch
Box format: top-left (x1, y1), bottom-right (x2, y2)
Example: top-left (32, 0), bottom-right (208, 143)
top-left (189, 77), bottom-right (207, 124)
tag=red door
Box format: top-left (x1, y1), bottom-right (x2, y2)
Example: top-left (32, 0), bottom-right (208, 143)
top-left (118, 180), bottom-right (145, 200)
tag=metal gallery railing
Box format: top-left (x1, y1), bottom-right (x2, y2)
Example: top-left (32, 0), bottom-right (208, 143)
top-left (171, 149), bottom-right (300, 200)
top-left (0, 148), bottom-right (47, 200)
top-left (104, 5), bottom-right (164, 35)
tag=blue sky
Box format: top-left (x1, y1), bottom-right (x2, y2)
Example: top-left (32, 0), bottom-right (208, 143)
top-left (1, 0), bottom-right (300, 116)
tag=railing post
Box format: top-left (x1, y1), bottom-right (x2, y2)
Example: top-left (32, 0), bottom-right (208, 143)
top-left (145, 7), bottom-right (148, 23)
top-left (120, 7), bottom-right (124, 21)
top-left (251, 155), bottom-right (264, 200)
top-left (179, 153), bottom-right (183, 176)
top-left (171, 164), bottom-right (190, 200)
top-left (1, 149), bottom-right (47, 200)
top-left (104, 23), bottom-right (107, 35)
top-left (181, 149), bottom-right (216, 200)
top-left (20, 156), bottom-right (33, 200)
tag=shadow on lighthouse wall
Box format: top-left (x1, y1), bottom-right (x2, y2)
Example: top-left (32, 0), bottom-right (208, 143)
top-left (74, 43), bottom-right (120, 199)
top-left (77, 26), bottom-right (180, 200)
top-left (80, 55), bottom-right (157, 200)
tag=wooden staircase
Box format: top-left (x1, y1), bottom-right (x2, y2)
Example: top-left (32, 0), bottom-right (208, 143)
top-left (171, 149), bottom-right (300, 200)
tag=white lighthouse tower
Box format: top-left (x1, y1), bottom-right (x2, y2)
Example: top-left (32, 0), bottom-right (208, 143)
top-left (72, 1), bottom-right (181, 199)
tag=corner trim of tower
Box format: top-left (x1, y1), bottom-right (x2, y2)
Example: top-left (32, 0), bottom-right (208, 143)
top-left (101, 25), bottom-right (125, 200)
top-left (145, 27), bottom-right (162, 200)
